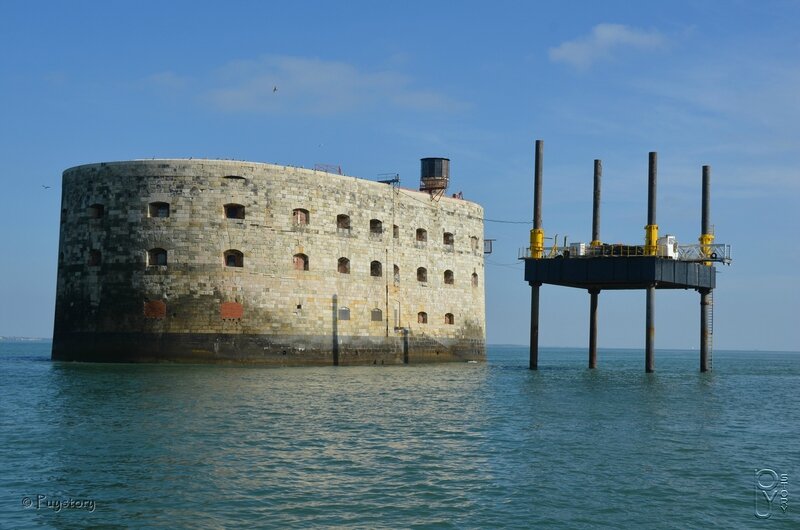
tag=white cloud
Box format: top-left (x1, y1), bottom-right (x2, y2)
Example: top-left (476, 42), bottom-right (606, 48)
top-left (199, 55), bottom-right (467, 115)
top-left (549, 24), bottom-right (665, 69)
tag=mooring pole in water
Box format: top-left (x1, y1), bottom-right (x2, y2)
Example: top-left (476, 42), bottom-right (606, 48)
top-left (700, 165), bottom-right (713, 372)
top-left (589, 288), bottom-right (599, 369)
top-left (530, 283), bottom-right (541, 370)
top-left (588, 159), bottom-right (602, 369)
top-left (700, 289), bottom-right (711, 372)
top-left (646, 286), bottom-right (655, 373)
top-left (645, 152), bottom-right (657, 373)
top-left (530, 139), bottom-right (544, 370)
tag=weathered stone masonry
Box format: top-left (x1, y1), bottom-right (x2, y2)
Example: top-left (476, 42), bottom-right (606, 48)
top-left (52, 159), bottom-right (486, 365)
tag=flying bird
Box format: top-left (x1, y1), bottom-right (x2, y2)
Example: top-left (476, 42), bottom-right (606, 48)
top-left (42, 185), bottom-right (51, 189)
top-left (273, 85), bottom-right (278, 93)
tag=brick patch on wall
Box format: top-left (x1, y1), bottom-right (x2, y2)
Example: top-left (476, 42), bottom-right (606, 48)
top-left (220, 302), bottom-right (244, 319)
top-left (143, 300), bottom-right (166, 319)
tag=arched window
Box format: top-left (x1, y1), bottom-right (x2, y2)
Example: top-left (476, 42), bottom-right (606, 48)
top-left (371, 308), bottom-right (383, 322)
top-left (393, 224), bottom-right (399, 239)
top-left (224, 249), bottom-right (244, 268)
top-left (416, 228), bottom-right (427, 242)
top-left (444, 270), bottom-right (454, 285)
top-left (393, 264), bottom-right (400, 284)
top-left (370, 260), bottom-right (382, 277)
top-left (472, 272), bottom-right (479, 287)
top-left (338, 257), bottom-right (350, 274)
top-left (443, 232), bottom-right (454, 246)
top-left (417, 267), bottom-right (427, 283)
top-left (148, 202), bottom-right (170, 218)
top-left (224, 203), bottom-right (245, 219)
top-left (337, 214), bottom-right (351, 232)
top-left (293, 253), bottom-right (309, 271)
top-left (88, 250), bottom-right (102, 266)
top-left (444, 313), bottom-right (454, 325)
top-left (470, 236), bottom-right (480, 252)
top-left (417, 312), bottom-right (428, 324)
top-left (370, 219), bottom-right (383, 235)
top-left (88, 204), bottom-right (104, 219)
top-left (148, 248), bottom-right (167, 266)
top-left (293, 208), bottom-right (309, 225)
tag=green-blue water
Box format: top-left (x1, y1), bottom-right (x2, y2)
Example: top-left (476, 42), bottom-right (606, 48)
top-left (1, 342), bottom-right (798, 529)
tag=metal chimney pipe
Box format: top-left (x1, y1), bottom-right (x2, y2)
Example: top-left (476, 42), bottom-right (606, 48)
top-left (592, 159), bottom-right (602, 245)
top-left (647, 152), bottom-right (657, 226)
top-left (645, 152), bottom-right (659, 256)
top-left (534, 140), bottom-right (543, 230)
top-left (702, 165), bottom-right (711, 236)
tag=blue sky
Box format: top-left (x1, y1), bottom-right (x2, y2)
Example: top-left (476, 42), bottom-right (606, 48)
top-left (1, 0), bottom-right (798, 351)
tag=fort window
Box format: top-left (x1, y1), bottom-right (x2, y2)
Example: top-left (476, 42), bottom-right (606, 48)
top-left (293, 253), bottom-right (309, 271)
top-left (148, 202), bottom-right (170, 218)
top-left (444, 313), bottom-right (454, 325)
top-left (472, 272), bottom-right (479, 287)
top-left (337, 214), bottom-right (351, 234)
top-left (444, 269), bottom-right (454, 285)
top-left (393, 264), bottom-right (400, 284)
top-left (293, 208), bottom-right (309, 225)
top-left (370, 260), bottom-right (383, 277)
top-left (443, 232), bottom-right (454, 248)
top-left (224, 249), bottom-right (244, 268)
top-left (148, 248), bottom-right (167, 266)
top-left (88, 204), bottom-right (104, 219)
top-left (338, 307), bottom-right (350, 320)
top-left (470, 236), bottom-right (480, 252)
top-left (393, 224), bottom-right (399, 238)
top-left (224, 203), bottom-right (245, 219)
top-left (417, 267), bottom-right (428, 283)
top-left (88, 250), bottom-right (102, 266)
top-left (417, 312), bottom-right (428, 324)
top-left (338, 257), bottom-right (351, 274)
top-left (416, 228), bottom-right (427, 242)
top-left (371, 308), bottom-right (383, 322)
top-left (370, 219), bottom-right (383, 235)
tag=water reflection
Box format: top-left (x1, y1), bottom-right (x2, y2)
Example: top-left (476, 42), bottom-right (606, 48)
top-left (2, 345), bottom-right (799, 528)
top-left (37, 361), bottom-right (494, 527)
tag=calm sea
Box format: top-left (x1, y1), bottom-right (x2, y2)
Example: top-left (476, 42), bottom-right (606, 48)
top-left (1, 341), bottom-right (798, 529)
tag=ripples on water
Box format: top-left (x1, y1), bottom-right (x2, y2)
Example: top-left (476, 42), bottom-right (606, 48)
top-left (1, 343), bottom-right (798, 528)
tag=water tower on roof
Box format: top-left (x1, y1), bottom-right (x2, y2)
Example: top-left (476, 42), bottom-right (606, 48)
top-left (419, 157), bottom-right (449, 198)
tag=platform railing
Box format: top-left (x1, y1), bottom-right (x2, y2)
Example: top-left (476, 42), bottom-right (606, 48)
top-left (676, 244), bottom-right (732, 263)
top-left (519, 243), bottom-right (731, 263)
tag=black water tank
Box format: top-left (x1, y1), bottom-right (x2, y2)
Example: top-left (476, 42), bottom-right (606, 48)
top-left (419, 157), bottom-right (450, 192)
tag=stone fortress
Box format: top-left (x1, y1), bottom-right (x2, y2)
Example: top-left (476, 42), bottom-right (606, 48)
top-left (52, 158), bottom-right (486, 364)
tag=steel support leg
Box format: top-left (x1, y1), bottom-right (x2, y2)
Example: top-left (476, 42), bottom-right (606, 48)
top-left (646, 286), bottom-right (655, 373)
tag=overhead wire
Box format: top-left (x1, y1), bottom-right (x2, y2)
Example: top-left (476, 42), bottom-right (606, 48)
top-left (394, 187), bottom-right (531, 225)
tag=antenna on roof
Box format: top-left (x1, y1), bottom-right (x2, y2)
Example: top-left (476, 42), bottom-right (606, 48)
top-left (377, 173), bottom-right (400, 186)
